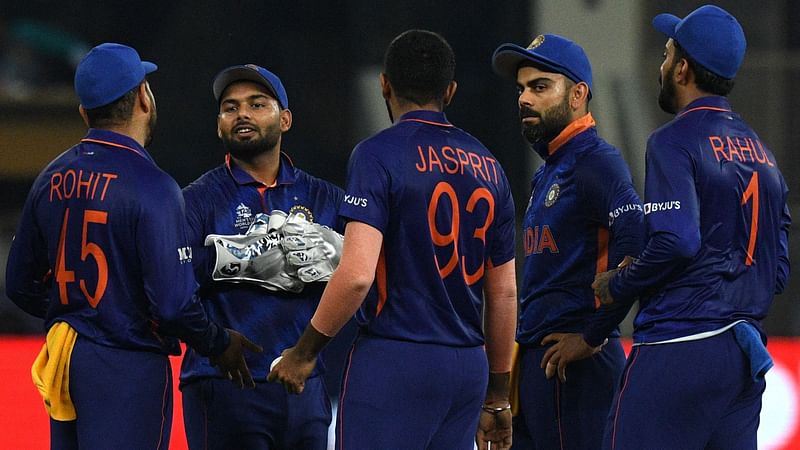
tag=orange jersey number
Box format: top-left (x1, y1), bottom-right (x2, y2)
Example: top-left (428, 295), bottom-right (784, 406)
top-left (427, 181), bottom-right (495, 285)
top-left (741, 171), bottom-right (759, 266)
top-left (55, 208), bottom-right (109, 307)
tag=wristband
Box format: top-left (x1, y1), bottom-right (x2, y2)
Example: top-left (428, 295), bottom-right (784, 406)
top-left (481, 403), bottom-right (511, 414)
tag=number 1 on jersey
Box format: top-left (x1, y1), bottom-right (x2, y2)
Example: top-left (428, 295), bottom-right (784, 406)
top-left (741, 171), bottom-right (759, 266)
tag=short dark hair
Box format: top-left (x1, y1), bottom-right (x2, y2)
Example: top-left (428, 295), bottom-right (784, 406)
top-left (673, 41), bottom-right (734, 96)
top-left (384, 30), bottom-right (455, 106)
top-left (84, 85), bottom-right (139, 128)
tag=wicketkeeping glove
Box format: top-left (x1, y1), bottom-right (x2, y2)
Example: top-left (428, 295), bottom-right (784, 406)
top-left (280, 212), bottom-right (343, 282)
top-left (205, 212), bottom-right (302, 292)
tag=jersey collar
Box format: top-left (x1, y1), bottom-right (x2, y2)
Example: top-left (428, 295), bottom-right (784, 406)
top-left (397, 110), bottom-right (454, 128)
top-left (80, 128), bottom-right (155, 163)
top-left (677, 95), bottom-right (732, 118)
top-left (531, 112), bottom-right (597, 159)
top-left (225, 151), bottom-right (297, 187)
top-left (547, 112), bottom-right (596, 155)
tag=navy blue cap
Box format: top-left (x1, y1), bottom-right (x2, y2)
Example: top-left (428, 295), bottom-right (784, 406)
top-left (212, 64), bottom-right (288, 109)
top-left (653, 4), bottom-right (746, 79)
top-left (74, 43), bottom-right (157, 109)
top-left (492, 34), bottom-right (592, 98)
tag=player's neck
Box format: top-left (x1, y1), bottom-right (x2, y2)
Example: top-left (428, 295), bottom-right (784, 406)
top-left (390, 102), bottom-right (443, 123)
top-left (232, 148), bottom-right (281, 186)
top-left (103, 124), bottom-right (148, 147)
top-left (673, 84), bottom-right (711, 113)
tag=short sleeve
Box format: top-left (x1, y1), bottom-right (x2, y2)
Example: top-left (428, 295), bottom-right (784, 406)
top-left (339, 144), bottom-right (391, 233)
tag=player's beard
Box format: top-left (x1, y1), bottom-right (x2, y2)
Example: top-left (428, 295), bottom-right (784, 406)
top-left (143, 88), bottom-right (157, 147)
top-left (658, 62), bottom-right (678, 114)
top-left (222, 121), bottom-right (282, 162)
top-left (384, 99), bottom-right (394, 123)
top-left (144, 106), bottom-right (157, 147)
top-left (520, 93), bottom-right (571, 145)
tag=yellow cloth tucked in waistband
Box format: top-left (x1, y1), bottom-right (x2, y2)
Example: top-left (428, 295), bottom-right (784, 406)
top-left (31, 321), bottom-right (78, 421)
top-left (509, 342), bottom-right (521, 416)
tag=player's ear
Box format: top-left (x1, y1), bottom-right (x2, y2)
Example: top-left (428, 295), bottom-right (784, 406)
top-left (137, 82), bottom-right (151, 113)
top-left (280, 108), bottom-right (292, 132)
top-left (442, 80), bottom-right (457, 106)
top-left (78, 105), bottom-right (90, 127)
top-left (570, 82), bottom-right (589, 110)
top-left (675, 58), bottom-right (691, 86)
top-left (380, 73), bottom-right (391, 101)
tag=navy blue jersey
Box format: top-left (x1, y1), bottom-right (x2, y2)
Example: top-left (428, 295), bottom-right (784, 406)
top-left (5, 129), bottom-right (227, 356)
top-left (518, 114), bottom-right (645, 347)
top-left (179, 153), bottom-right (343, 382)
top-left (339, 110), bottom-right (516, 347)
top-left (611, 96), bottom-right (791, 343)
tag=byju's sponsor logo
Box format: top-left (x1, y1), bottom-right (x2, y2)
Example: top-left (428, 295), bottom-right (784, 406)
top-left (344, 194), bottom-right (368, 208)
top-left (643, 201), bottom-right (681, 215)
top-left (608, 203), bottom-right (643, 225)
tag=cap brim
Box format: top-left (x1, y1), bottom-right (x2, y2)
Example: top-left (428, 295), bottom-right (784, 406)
top-left (142, 61), bottom-right (158, 75)
top-left (491, 43), bottom-right (576, 83)
top-left (652, 13), bottom-right (681, 38)
top-left (492, 44), bottom-right (530, 80)
top-left (212, 67), bottom-right (279, 103)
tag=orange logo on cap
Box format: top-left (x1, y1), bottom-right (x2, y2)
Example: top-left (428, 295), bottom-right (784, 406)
top-left (527, 35), bottom-right (545, 50)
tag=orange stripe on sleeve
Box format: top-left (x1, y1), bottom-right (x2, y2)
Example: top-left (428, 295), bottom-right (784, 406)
top-left (594, 228), bottom-right (609, 309)
top-left (375, 246), bottom-right (388, 316)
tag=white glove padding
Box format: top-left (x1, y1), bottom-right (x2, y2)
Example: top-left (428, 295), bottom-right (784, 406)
top-left (205, 212), bottom-right (302, 292)
top-left (280, 212), bottom-right (343, 282)
top-left (296, 258), bottom-right (339, 283)
top-left (205, 210), bottom-right (343, 290)
top-left (296, 226), bottom-right (343, 282)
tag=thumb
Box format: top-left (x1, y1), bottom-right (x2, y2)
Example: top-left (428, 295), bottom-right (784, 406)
top-left (540, 333), bottom-right (562, 345)
top-left (241, 335), bottom-right (263, 353)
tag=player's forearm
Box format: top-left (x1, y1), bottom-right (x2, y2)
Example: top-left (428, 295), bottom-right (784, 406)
top-left (5, 271), bottom-right (49, 318)
top-left (6, 287), bottom-right (49, 318)
top-left (484, 371), bottom-right (511, 405)
top-left (293, 322), bottom-right (333, 362)
top-left (309, 220), bottom-right (382, 340)
top-left (309, 266), bottom-right (372, 339)
top-left (483, 259), bottom-right (517, 373)
top-left (609, 213), bottom-right (646, 266)
top-left (611, 231), bottom-right (695, 303)
top-left (582, 302), bottom-right (634, 347)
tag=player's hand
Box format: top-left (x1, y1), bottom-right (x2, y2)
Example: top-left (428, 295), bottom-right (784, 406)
top-left (266, 347), bottom-right (317, 394)
top-left (592, 270), bottom-right (617, 305)
top-left (476, 404), bottom-right (512, 450)
top-left (540, 333), bottom-right (607, 383)
top-left (592, 256), bottom-right (633, 305)
top-left (210, 328), bottom-right (263, 389)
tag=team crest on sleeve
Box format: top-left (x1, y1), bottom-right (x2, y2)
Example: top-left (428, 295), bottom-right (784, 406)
top-left (288, 205), bottom-right (314, 222)
top-left (544, 183), bottom-right (560, 207)
top-left (234, 203), bottom-right (254, 230)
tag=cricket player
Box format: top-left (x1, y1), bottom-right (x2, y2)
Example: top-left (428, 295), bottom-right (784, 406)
top-left (179, 64), bottom-right (344, 449)
top-left (491, 34), bottom-right (645, 449)
top-left (592, 5), bottom-right (791, 449)
top-left (269, 30), bottom-right (518, 450)
top-left (4, 43), bottom-right (259, 450)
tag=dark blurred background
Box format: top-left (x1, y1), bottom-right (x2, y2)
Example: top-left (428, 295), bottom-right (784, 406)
top-left (2, 0), bottom-right (798, 338)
